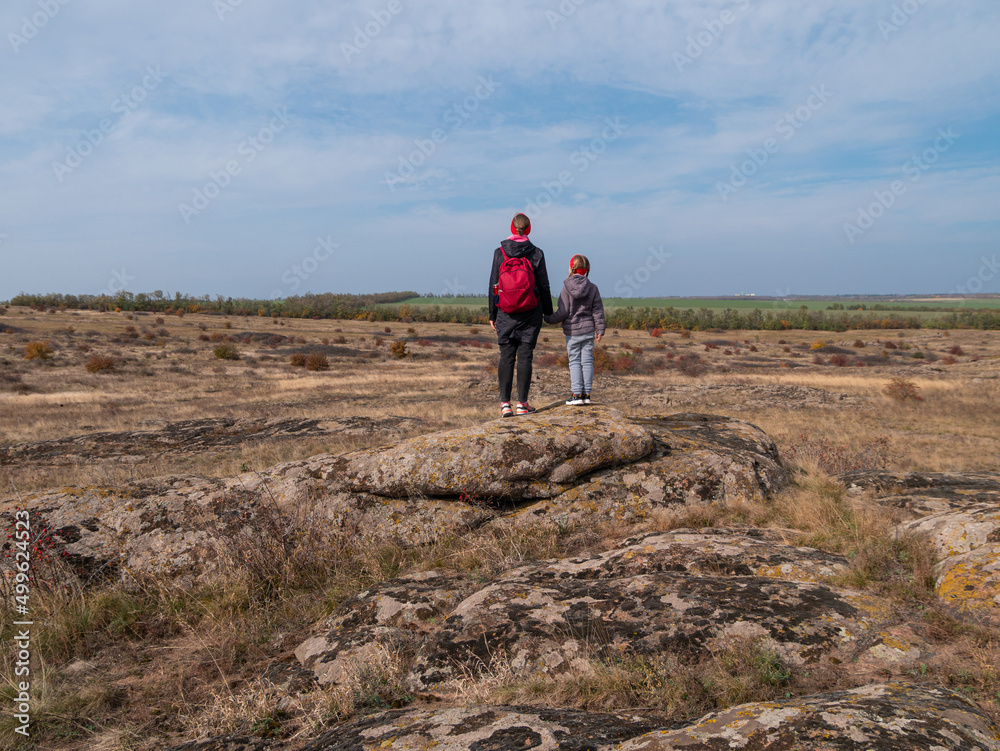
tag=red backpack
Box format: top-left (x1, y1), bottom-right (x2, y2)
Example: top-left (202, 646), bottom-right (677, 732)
top-left (496, 248), bottom-right (539, 314)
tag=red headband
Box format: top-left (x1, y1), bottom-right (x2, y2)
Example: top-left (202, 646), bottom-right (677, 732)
top-left (511, 216), bottom-right (531, 236)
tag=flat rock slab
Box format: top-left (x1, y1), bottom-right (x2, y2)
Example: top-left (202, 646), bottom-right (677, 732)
top-left (319, 405), bottom-right (656, 501)
top-left (902, 504), bottom-right (1000, 559)
top-left (295, 705), bottom-right (666, 751)
top-left (615, 682), bottom-right (1000, 750)
top-left (838, 470), bottom-right (1000, 495)
top-left (296, 531), bottom-right (926, 692)
top-left (0, 415), bottom-right (424, 466)
top-left (296, 569), bottom-right (481, 685)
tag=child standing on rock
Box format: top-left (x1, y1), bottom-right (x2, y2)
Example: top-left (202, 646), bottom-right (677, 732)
top-left (545, 254), bottom-right (605, 405)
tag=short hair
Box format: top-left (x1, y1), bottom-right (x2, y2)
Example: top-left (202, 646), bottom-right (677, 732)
top-left (570, 254), bottom-right (590, 272)
top-left (512, 213), bottom-right (531, 234)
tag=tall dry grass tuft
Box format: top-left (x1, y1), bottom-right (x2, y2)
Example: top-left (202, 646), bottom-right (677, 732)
top-left (481, 634), bottom-right (798, 720)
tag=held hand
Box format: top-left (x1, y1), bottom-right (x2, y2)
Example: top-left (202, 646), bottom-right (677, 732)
top-left (490, 319), bottom-right (497, 331)
top-left (595, 333), bottom-right (602, 343)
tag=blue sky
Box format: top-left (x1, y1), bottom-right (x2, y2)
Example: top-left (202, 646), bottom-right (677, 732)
top-left (1, 0), bottom-right (998, 300)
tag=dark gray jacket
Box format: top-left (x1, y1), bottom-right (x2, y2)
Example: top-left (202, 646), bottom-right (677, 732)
top-left (545, 274), bottom-right (605, 337)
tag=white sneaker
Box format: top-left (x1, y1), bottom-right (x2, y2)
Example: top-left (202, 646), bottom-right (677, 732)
top-left (582, 393), bottom-right (592, 404)
top-left (566, 394), bottom-right (584, 406)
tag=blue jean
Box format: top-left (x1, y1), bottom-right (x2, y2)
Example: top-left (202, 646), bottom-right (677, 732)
top-left (565, 334), bottom-right (594, 394)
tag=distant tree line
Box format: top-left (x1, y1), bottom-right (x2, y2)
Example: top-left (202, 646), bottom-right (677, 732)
top-left (5, 292), bottom-right (999, 330)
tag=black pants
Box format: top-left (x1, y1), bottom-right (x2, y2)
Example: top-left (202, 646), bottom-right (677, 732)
top-left (495, 309), bottom-right (542, 403)
top-left (499, 338), bottom-right (536, 403)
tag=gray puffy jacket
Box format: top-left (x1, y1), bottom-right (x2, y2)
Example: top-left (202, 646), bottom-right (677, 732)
top-left (545, 274), bottom-right (606, 337)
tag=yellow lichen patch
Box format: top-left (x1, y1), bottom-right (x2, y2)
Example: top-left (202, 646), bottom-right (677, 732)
top-left (935, 546), bottom-right (1000, 622)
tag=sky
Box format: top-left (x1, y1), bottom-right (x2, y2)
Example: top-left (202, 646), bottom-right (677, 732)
top-left (1, 0), bottom-right (998, 301)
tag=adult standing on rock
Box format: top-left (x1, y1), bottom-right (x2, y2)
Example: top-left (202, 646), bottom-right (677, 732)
top-left (489, 213), bottom-right (553, 417)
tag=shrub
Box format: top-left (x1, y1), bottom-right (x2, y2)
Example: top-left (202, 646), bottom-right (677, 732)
top-left (853, 340), bottom-right (865, 348)
top-left (676, 354), bottom-right (707, 377)
top-left (334, 335), bottom-right (347, 344)
top-left (810, 340), bottom-right (826, 350)
top-left (650, 328), bottom-right (663, 338)
top-left (948, 345), bottom-right (964, 356)
top-left (374, 337), bottom-right (384, 347)
top-left (407, 328), bottom-right (417, 335)
top-left (417, 339), bottom-right (433, 347)
top-left (85, 355), bottom-right (116, 373)
top-left (941, 356), bottom-right (957, 365)
top-left (24, 341), bottom-right (53, 360)
top-left (290, 353), bottom-right (306, 367)
top-left (198, 334), bottom-right (210, 341)
top-left (829, 354), bottom-right (848, 367)
top-left (305, 353), bottom-right (329, 371)
top-left (155, 317), bottom-right (165, 325)
top-left (885, 377), bottom-right (922, 402)
top-left (884, 341), bottom-right (898, 350)
top-left (613, 353), bottom-right (637, 372)
top-left (390, 341), bottom-right (408, 358)
top-left (384, 327), bottom-right (392, 334)
top-left (812, 355), bottom-right (825, 365)
top-left (213, 343), bottom-right (240, 360)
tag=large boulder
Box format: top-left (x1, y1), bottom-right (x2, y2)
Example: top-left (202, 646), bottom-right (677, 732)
top-left (521, 414), bottom-right (785, 526)
top-left (315, 405), bottom-right (656, 500)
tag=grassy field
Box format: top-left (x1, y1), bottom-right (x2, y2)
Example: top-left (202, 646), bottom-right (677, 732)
top-left (392, 296), bottom-right (1000, 313)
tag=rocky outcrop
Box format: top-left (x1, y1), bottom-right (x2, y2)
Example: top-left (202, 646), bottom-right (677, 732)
top-left (2, 408), bottom-right (785, 584)
top-left (840, 470), bottom-right (1000, 624)
top-left (295, 531), bottom-right (927, 692)
top-left (616, 683), bottom-right (1000, 750)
